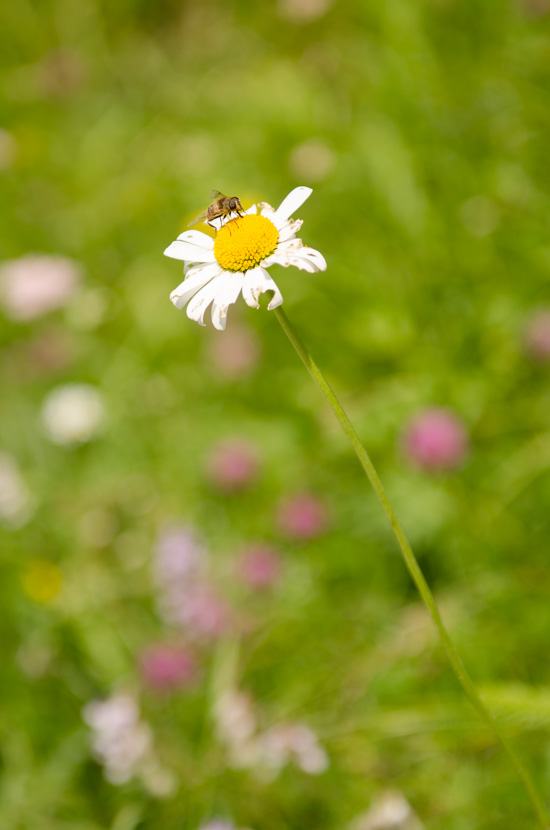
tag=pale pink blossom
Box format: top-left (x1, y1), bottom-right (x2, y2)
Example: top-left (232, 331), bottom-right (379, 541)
top-left (278, 0), bottom-right (333, 22)
top-left (140, 643), bottom-right (197, 691)
top-left (0, 254), bottom-right (81, 321)
top-left (24, 330), bottom-right (74, 376)
top-left (181, 585), bottom-right (232, 639)
top-left (517, 0), bottom-right (550, 17)
top-left (153, 523), bottom-right (234, 640)
top-left (207, 323), bottom-right (262, 378)
top-left (154, 522), bottom-right (206, 591)
top-left (402, 408), bottom-right (469, 471)
top-left (37, 48), bottom-right (86, 97)
top-left (206, 438), bottom-right (260, 491)
top-left (0, 129), bottom-right (17, 170)
top-left (238, 545), bottom-right (283, 590)
top-left (524, 309), bottom-right (550, 361)
top-left (277, 492), bottom-right (328, 540)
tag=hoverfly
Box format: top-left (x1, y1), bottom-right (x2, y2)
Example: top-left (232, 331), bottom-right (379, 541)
top-left (187, 190), bottom-right (245, 229)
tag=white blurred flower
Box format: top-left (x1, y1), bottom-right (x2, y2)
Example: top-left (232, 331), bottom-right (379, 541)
top-left (289, 139), bottom-right (335, 182)
top-left (278, 0), bottom-right (333, 21)
top-left (41, 383), bottom-right (105, 445)
top-left (139, 759), bottom-right (178, 798)
top-left (0, 129), bottom-right (17, 170)
top-left (260, 722), bottom-right (329, 775)
top-left (199, 821), bottom-right (254, 830)
top-left (83, 692), bottom-right (176, 796)
top-left (350, 790), bottom-right (423, 830)
top-left (213, 687), bottom-right (328, 776)
top-left (83, 693), bottom-right (152, 785)
top-left (0, 254), bottom-right (82, 321)
top-left (165, 187), bottom-right (326, 331)
top-left (214, 691), bottom-right (260, 768)
top-left (0, 452), bottom-right (34, 527)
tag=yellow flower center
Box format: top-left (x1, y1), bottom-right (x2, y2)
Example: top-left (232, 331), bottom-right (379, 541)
top-left (214, 214), bottom-right (279, 272)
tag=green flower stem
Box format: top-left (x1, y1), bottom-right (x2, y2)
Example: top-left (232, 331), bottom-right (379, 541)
top-left (274, 305), bottom-right (549, 829)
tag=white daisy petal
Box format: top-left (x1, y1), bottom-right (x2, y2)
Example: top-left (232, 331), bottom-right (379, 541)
top-left (186, 274), bottom-right (228, 326)
top-left (164, 239), bottom-right (217, 262)
top-left (268, 245), bottom-right (327, 273)
top-left (183, 259), bottom-right (214, 275)
top-left (262, 238), bottom-right (304, 267)
top-left (267, 291), bottom-right (284, 310)
top-left (210, 212), bottom-right (244, 232)
top-left (274, 237), bottom-right (304, 251)
top-left (258, 202), bottom-right (276, 220)
top-left (244, 204), bottom-right (258, 215)
top-left (277, 217), bottom-right (303, 243)
top-left (242, 267), bottom-right (283, 310)
top-left (209, 216), bottom-right (225, 232)
top-left (211, 273), bottom-right (245, 331)
top-left (170, 263), bottom-right (223, 309)
top-left (176, 230), bottom-right (215, 249)
top-left (242, 271), bottom-right (261, 309)
top-left (184, 260), bottom-right (218, 277)
top-left (273, 186), bottom-right (312, 227)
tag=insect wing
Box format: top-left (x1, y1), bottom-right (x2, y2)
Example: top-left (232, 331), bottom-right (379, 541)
top-left (209, 189), bottom-right (225, 199)
top-left (187, 209), bottom-right (209, 227)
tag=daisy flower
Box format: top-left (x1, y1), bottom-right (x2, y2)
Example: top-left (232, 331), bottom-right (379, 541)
top-left (164, 186), bottom-right (326, 330)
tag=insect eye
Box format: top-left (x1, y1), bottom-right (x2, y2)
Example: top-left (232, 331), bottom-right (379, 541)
top-left (229, 198), bottom-right (237, 209)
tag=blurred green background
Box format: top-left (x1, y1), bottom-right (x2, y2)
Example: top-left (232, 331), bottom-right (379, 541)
top-left (2, 0), bottom-right (550, 827)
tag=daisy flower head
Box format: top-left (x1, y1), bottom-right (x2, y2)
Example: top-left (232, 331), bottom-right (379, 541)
top-left (164, 187), bottom-right (326, 331)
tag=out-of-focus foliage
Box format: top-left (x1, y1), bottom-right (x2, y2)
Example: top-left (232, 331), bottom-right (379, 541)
top-left (2, 0), bottom-right (550, 827)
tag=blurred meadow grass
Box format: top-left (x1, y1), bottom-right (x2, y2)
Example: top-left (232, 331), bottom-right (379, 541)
top-left (2, 0), bottom-right (550, 827)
